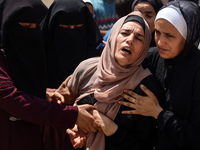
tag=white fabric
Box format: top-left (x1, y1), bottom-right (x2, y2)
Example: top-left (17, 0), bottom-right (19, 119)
top-left (155, 5), bottom-right (187, 40)
top-left (83, 0), bottom-right (93, 5)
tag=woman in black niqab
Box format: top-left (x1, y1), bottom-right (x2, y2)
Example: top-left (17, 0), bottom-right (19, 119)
top-left (0, 0), bottom-right (48, 98)
top-left (41, 0), bottom-right (103, 88)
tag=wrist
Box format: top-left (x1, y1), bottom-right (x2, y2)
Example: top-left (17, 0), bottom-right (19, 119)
top-left (153, 106), bottom-right (163, 119)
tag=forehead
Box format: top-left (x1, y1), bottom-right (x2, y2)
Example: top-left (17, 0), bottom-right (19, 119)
top-left (155, 19), bottom-right (184, 38)
top-left (134, 2), bottom-right (155, 12)
top-left (155, 19), bottom-right (175, 31)
top-left (121, 21), bottom-right (144, 33)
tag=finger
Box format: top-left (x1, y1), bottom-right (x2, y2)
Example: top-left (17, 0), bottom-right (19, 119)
top-left (121, 110), bottom-right (137, 114)
top-left (140, 84), bottom-right (155, 98)
top-left (94, 121), bottom-right (102, 132)
top-left (84, 104), bottom-right (95, 111)
top-left (121, 93), bottom-right (136, 104)
top-left (54, 92), bottom-right (65, 104)
top-left (79, 137), bottom-right (86, 148)
top-left (81, 128), bottom-right (88, 134)
top-left (123, 89), bottom-right (140, 99)
top-left (57, 100), bottom-right (62, 105)
top-left (73, 141), bottom-right (80, 149)
top-left (66, 129), bottom-right (76, 137)
top-left (65, 75), bottom-right (72, 83)
top-left (121, 93), bottom-right (137, 104)
top-left (118, 101), bottom-right (136, 109)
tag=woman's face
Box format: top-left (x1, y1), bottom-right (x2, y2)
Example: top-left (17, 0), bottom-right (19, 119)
top-left (115, 21), bottom-right (144, 67)
top-left (155, 19), bottom-right (186, 59)
top-left (134, 2), bottom-right (156, 33)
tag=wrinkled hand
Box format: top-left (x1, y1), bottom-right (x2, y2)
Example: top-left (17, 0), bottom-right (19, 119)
top-left (46, 88), bottom-right (65, 105)
top-left (119, 84), bottom-right (163, 119)
top-left (92, 109), bottom-right (118, 136)
top-left (47, 76), bottom-right (77, 105)
top-left (76, 104), bottom-right (101, 133)
top-left (67, 125), bottom-right (86, 149)
top-left (56, 75), bottom-right (78, 105)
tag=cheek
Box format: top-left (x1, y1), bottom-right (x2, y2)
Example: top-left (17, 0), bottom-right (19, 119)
top-left (144, 19), bottom-right (154, 33)
top-left (173, 40), bottom-right (185, 55)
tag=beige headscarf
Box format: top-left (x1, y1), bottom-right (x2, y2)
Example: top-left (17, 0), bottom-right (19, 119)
top-left (67, 11), bottom-right (152, 150)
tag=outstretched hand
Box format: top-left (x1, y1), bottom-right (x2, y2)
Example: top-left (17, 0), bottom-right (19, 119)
top-left (119, 84), bottom-right (163, 119)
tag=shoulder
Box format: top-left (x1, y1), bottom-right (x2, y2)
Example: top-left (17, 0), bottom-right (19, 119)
top-left (70, 57), bottom-right (99, 84)
top-left (75, 57), bottom-right (99, 73)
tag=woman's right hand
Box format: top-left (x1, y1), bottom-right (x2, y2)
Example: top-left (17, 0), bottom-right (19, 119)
top-left (119, 84), bottom-right (163, 119)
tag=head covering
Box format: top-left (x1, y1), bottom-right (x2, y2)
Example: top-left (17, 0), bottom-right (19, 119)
top-left (41, 0), bottom-right (102, 88)
top-left (0, 0), bottom-right (48, 98)
top-left (131, 0), bottom-right (163, 13)
top-left (67, 11), bottom-right (152, 150)
top-left (155, 5), bottom-right (187, 40)
top-left (161, 1), bottom-right (200, 62)
top-left (83, 0), bottom-right (93, 5)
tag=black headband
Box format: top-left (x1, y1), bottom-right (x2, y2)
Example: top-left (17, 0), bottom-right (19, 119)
top-left (123, 15), bottom-right (145, 33)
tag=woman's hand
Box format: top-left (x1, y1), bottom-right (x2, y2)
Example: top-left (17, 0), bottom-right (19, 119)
top-left (67, 125), bottom-right (87, 149)
top-left (119, 84), bottom-right (163, 119)
top-left (56, 75), bottom-right (78, 105)
top-left (92, 109), bottom-right (118, 136)
top-left (46, 75), bottom-right (77, 105)
top-left (46, 88), bottom-right (65, 104)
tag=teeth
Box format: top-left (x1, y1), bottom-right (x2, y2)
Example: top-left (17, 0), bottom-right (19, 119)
top-left (125, 48), bottom-right (130, 50)
top-left (122, 48), bottom-right (131, 54)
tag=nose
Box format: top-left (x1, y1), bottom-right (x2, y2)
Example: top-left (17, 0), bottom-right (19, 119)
top-left (157, 35), bottom-right (165, 47)
top-left (126, 33), bottom-right (134, 45)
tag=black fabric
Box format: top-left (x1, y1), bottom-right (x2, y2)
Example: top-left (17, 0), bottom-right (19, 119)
top-left (142, 1), bottom-right (200, 150)
top-left (0, 0), bottom-right (48, 98)
top-left (41, 1), bottom-right (102, 150)
top-left (132, 0), bottom-right (163, 13)
top-left (77, 75), bottom-right (165, 150)
top-left (41, 0), bottom-right (102, 88)
top-left (123, 15), bottom-right (146, 33)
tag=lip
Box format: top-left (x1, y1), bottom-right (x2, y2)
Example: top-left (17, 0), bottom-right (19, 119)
top-left (158, 47), bottom-right (168, 52)
top-left (121, 46), bottom-right (132, 55)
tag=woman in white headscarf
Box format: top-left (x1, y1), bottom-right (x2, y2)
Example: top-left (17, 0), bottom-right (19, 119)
top-left (121, 1), bottom-right (200, 150)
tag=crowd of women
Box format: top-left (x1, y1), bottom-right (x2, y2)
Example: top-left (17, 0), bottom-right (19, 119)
top-left (0, 0), bottom-right (199, 150)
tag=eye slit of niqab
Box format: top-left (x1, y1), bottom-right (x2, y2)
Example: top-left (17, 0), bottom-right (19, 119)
top-left (18, 22), bottom-right (38, 28)
top-left (59, 24), bottom-right (83, 29)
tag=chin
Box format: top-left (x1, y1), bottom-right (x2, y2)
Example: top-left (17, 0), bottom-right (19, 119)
top-left (158, 52), bottom-right (170, 59)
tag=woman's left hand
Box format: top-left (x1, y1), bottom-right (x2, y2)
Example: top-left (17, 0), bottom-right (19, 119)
top-left (119, 84), bottom-right (163, 119)
top-left (67, 125), bottom-right (87, 149)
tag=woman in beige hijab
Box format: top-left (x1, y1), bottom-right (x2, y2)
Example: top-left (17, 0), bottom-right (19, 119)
top-left (54, 11), bottom-right (165, 150)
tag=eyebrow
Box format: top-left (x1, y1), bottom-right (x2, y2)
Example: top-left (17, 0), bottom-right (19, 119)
top-left (144, 11), bottom-right (154, 14)
top-left (155, 28), bottom-right (173, 35)
top-left (122, 29), bottom-right (144, 38)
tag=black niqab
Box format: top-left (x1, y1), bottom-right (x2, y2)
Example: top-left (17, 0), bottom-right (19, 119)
top-left (0, 0), bottom-right (48, 98)
top-left (41, 0), bottom-right (102, 88)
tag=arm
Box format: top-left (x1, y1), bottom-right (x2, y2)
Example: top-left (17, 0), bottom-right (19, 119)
top-left (0, 60), bottom-right (99, 133)
top-left (120, 77), bottom-right (200, 149)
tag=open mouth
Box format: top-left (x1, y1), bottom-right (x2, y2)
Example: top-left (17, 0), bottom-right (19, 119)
top-left (122, 48), bottom-right (131, 54)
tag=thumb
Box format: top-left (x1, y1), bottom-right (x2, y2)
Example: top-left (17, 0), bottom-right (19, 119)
top-left (83, 104), bottom-right (95, 111)
top-left (66, 129), bottom-right (76, 137)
